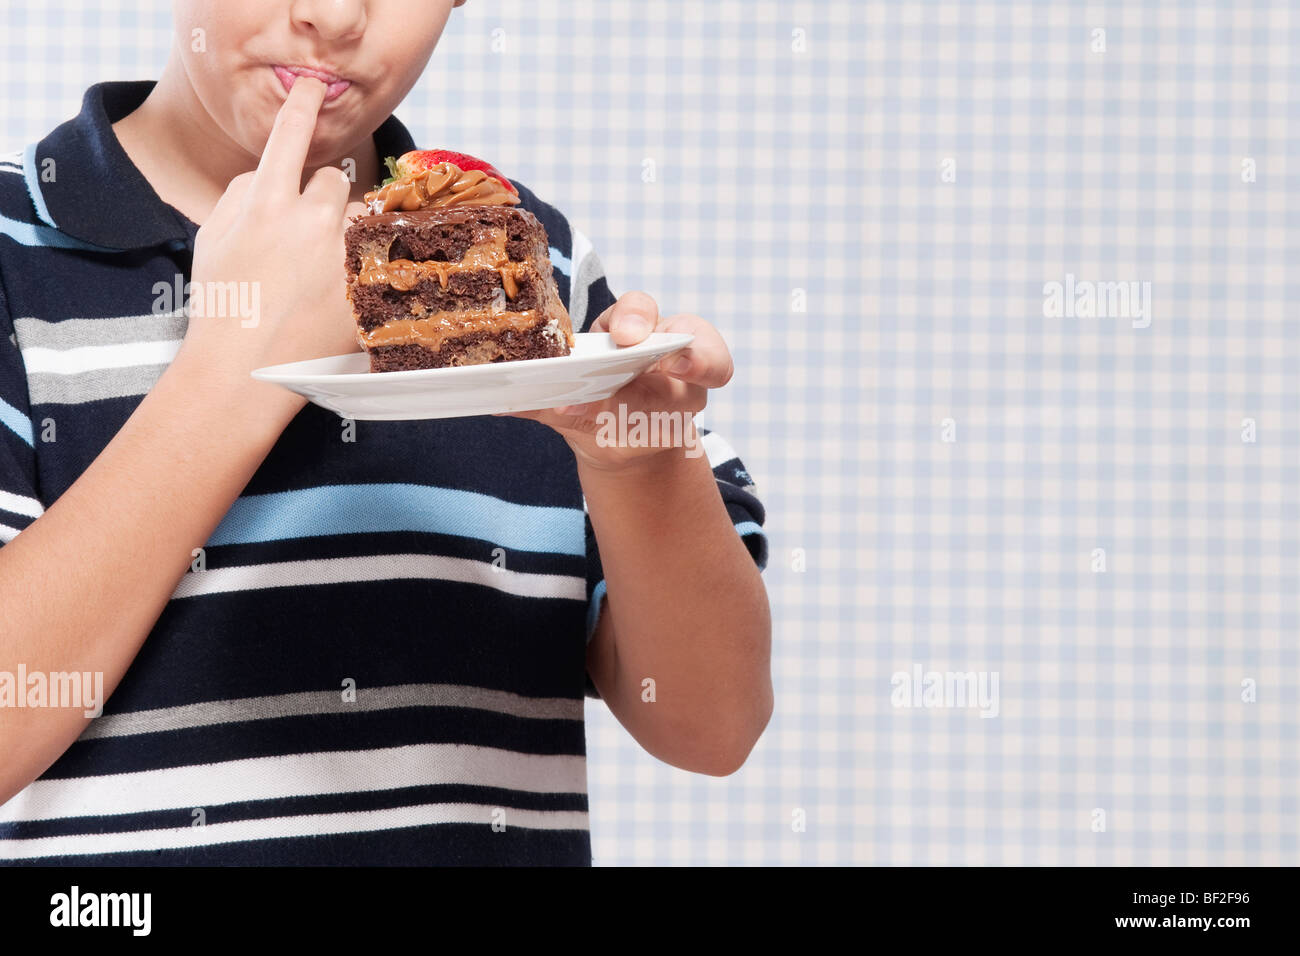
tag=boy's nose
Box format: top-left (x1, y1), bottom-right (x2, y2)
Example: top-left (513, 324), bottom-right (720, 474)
top-left (290, 0), bottom-right (368, 44)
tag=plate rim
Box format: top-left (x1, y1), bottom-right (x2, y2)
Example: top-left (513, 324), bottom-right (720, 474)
top-left (250, 331), bottom-right (695, 385)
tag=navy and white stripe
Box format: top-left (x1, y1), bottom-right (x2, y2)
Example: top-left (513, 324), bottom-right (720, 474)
top-left (0, 80), bottom-right (767, 865)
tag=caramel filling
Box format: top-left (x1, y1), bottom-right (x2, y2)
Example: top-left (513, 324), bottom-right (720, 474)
top-left (358, 281), bottom-right (574, 354)
top-left (363, 163), bottom-right (521, 215)
top-left (353, 233), bottom-right (529, 298)
top-left (359, 310), bottom-right (545, 352)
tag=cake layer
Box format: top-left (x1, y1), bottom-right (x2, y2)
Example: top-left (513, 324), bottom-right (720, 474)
top-left (366, 318), bottom-right (569, 372)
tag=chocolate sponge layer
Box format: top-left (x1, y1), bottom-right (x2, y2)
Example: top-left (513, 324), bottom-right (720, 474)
top-left (348, 273), bottom-right (546, 333)
top-left (343, 204), bottom-right (547, 276)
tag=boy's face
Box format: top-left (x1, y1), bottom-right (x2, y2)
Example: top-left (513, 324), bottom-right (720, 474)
top-left (173, 0), bottom-right (466, 164)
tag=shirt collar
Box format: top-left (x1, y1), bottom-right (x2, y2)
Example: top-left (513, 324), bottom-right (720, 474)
top-left (24, 79), bottom-right (417, 252)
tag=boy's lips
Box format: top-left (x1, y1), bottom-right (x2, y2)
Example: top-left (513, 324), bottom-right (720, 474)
top-left (272, 65), bottom-right (352, 102)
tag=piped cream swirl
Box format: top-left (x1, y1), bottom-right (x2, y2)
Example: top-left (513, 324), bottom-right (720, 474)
top-left (363, 162), bottom-right (520, 214)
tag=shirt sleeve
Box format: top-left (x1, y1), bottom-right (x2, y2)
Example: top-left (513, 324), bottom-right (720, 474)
top-left (564, 225), bottom-right (770, 700)
top-left (0, 266), bottom-right (44, 547)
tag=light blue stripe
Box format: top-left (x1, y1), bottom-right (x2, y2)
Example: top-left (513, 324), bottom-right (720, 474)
top-left (549, 246), bottom-right (571, 277)
top-left (0, 397), bottom-right (33, 448)
top-left (735, 521), bottom-right (767, 570)
top-left (208, 482), bottom-right (585, 555)
top-left (0, 211), bottom-right (116, 251)
top-left (21, 142), bottom-right (57, 230)
top-left (585, 579), bottom-right (607, 644)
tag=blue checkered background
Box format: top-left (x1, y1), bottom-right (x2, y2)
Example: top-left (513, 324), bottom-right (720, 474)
top-left (2, 1), bottom-right (1296, 865)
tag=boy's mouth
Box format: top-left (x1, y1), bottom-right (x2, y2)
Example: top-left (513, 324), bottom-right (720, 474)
top-left (273, 65), bottom-right (352, 102)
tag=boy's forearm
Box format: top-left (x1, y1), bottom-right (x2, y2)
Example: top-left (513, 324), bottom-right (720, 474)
top-left (578, 449), bottom-right (772, 775)
top-left (0, 354), bottom-right (301, 804)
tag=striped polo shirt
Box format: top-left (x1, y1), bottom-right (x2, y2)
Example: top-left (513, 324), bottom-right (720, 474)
top-left (0, 81), bottom-right (768, 865)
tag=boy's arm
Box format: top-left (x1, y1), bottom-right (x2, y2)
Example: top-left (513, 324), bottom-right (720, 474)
top-left (498, 281), bottom-right (773, 774)
top-left (494, 204), bottom-right (772, 774)
top-left (579, 446), bottom-right (773, 776)
top-left (0, 346), bottom-right (304, 805)
top-left (0, 77), bottom-right (353, 805)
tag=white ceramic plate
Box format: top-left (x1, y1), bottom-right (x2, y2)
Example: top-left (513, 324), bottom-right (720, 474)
top-left (250, 332), bottom-right (694, 421)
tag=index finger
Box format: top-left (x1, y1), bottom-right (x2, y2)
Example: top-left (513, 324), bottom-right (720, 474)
top-left (250, 76), bottom-right (326, 202)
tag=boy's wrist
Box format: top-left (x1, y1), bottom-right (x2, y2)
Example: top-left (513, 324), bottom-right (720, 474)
top-left (572, 443), bottom-right (679, 477)
top-left (575, 443), bottom-right (714, 502)
top-left (163, 347), bottom-right (305, 441)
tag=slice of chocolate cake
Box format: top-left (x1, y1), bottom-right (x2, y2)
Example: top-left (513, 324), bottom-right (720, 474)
top-left (344, 151), bottom-right (575, 372)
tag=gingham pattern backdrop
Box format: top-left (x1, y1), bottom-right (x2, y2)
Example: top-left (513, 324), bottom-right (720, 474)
top-left (2, 1), bottom-right (1296, 866)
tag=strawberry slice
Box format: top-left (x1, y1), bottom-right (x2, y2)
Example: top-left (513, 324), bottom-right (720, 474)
top-left (381, 149), bottom-right (517, 194)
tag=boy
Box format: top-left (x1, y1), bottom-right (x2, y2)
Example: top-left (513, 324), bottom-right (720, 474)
top-left (0, 0), bottom-right (770, 865)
